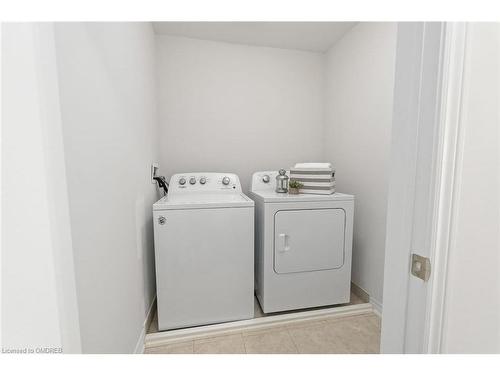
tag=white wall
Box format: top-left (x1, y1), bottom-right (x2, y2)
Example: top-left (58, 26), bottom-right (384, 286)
top-left (441, 23), bottom-right (500, 353)
top-left (2, 23), bottom-right (81, 353)
top-left (323, 23), bottom-right (397, 306)
top-left (156, 35), bottom-right (325, 191)
top-left (54, 23), bottom-right (160, 353)
top-left (156, 29), bottom-right (397, 306)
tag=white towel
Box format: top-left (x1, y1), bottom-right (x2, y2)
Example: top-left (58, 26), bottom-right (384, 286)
top-left (299, 188), bottom-right (336, 195)
top-left (291, 162), bottom-right (336, 194)
top-left (294, 162), bottom-right (332, 169)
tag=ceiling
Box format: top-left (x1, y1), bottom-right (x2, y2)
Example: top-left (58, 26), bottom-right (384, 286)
top-left (152, 22), bottom-right (357, 52)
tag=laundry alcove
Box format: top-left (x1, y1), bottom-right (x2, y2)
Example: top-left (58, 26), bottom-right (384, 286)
top-left (24, 22), bottom-right (397, 353)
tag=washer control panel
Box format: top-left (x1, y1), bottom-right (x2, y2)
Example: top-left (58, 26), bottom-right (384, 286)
top-left (169, 173), bottom-right (242, 194)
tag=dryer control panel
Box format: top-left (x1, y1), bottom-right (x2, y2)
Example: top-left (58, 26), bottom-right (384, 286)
top-left (169, 173), bottom-right (242, 194)
top-left (251, 170), bottom-right (289, 192)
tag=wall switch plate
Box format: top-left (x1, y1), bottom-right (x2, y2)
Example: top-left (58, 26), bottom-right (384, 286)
top-left (151, 163), bottom-right (159, 184)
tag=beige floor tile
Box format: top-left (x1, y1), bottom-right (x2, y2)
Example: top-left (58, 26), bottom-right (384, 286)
top-left (325, 312), bottom-right (374, 325)
top-left (241, 318), bottom-right (322, 338)
top-left (365, 313), bottom-right (382, 330)
top-left (194, 334), bottom-right (246, 354)
top-left (241, 319), bottom-right (324, 338)
top-left (288, 322), bottom-right (349, 354)
top-left (324, 315), bottom-right (380, 354)
top-left (144, 341), bottom-right (194, 354)
top-left (242, 324), bottom-right (289, 337)
top-left (243, 328), bottom-right (298, 354)
top-left (285, 319), bottom-right (325, 329)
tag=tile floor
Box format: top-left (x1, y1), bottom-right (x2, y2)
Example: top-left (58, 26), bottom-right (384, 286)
top-left (145, 292), bottom-right (380, 354)
top-left (145, 313), bottom-right (380, 354)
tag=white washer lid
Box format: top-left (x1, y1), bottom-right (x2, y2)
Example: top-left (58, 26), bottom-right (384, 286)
top-left (153, 192), bottom-right (254, 210)
top-left (249, 191), bottom-right (354, 203)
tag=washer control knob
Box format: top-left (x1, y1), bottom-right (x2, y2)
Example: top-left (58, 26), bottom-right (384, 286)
top-left (222, 176), bottom-right (230, 185)
top-left (189, 177), bottom-right (196, 185)
top-left (199, 177), bottom-right (207, 185)
top-left (179, 177), bottom-right (186, 185)
top-left (262, 174), bottom-right (270, 183)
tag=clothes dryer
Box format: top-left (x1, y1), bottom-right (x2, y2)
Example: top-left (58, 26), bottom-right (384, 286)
top-left (249, 171), bottom-right (354, 313)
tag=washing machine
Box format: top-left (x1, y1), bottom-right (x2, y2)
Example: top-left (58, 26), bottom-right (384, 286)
top-left (153, 172), bottom-right (254, 330)
top-left (249, 171), bottom-right (354, 313)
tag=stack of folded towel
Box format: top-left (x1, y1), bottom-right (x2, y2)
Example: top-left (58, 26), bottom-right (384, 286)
top-left (289, 162), bottom-right (336, 195)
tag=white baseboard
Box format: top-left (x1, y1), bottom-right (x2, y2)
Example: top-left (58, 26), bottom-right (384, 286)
top-left (134, 297), bottom-right (157, 354)
top-left (145, 302), bottom-right (375, 348)
top-left (370, 297), bottom-right (383, 317)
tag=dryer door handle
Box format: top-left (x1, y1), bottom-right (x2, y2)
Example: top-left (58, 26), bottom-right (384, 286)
top-left (279, 233), bottom-right (291, 252)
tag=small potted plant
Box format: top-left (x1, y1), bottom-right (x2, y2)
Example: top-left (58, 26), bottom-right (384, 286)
top-left (288, 180), bottom-right (303, 195)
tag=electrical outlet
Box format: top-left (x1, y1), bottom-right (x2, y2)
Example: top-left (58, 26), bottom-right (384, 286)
top-left (151, 163), bottom-right (159, 184)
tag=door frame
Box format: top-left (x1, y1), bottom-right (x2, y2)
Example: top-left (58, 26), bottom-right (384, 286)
top-left (381, 22), bottom-right (468, 353)
top-left (423, 22), bottom-right (468, 353)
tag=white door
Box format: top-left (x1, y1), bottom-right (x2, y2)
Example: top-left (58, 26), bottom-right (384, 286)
top-left (381, 22), bottom-right (469, 353)
top-left (274, 208), bottom-right (345, 274)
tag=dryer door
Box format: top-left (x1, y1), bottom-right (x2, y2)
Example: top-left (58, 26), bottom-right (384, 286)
top-left (274, 208), bottom-right (345, 274)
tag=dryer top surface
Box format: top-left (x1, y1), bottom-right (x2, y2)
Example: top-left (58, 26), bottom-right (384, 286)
top-left (249, 190), bottom-right (354, 203)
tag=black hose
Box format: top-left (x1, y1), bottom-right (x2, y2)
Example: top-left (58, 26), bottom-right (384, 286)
top-left (153, 176), bottom-right (169, 195)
